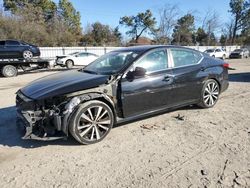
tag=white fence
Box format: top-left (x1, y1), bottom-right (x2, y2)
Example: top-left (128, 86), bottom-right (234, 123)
top-left (39, 46), bottom-right (241, 58)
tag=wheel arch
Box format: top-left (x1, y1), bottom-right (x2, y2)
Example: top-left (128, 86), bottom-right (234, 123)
top-left (66, 59), bottom-right (74, 65)
top-left (205, 76), bottom-right (221, 92)
top-left (62, 92), bottom-right (117, 136)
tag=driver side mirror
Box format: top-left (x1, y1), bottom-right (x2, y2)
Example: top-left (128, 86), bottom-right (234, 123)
top-left (134, 66), bottom-right (146, 76)
top-left (126, 66), bottom-right (146, 81)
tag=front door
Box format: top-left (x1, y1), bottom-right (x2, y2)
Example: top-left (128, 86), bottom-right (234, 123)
top-left (120, 48), bottom-right (175, 117)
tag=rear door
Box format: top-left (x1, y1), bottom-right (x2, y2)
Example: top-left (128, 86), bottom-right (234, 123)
top-left (169, 48), bottom-right (204, 105)
top-left (121, 48), bottom-right (175, 117)
top-left (5, 40), bottom-right (23, 58)
top-left (74, 52), bottom-right (89, 66)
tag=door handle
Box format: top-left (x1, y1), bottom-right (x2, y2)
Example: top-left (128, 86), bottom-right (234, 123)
top-left (163, 74), bottom-right (174, 82)
top-left (200, 66), bottom-right (206, 71)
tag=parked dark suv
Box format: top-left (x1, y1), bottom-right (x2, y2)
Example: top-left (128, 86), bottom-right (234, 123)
top-left (0, 40), bottom-right (40, 59)
top-left (229, 48), bottom-right (249, 59)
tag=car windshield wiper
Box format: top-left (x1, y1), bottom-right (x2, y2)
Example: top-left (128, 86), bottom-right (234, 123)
top-left (81, 69), bottom-right (98, 74)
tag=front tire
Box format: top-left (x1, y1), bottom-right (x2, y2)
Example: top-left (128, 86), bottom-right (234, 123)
top-left (66, 60), bottom-right (74, 69)
top-left (198, 79), bottom-right (220, 108)
top-left (23, 50), bottom-right (33, 59)
top-left (69, 100), bottom-right (114, 145)
top-left (1, 65), bottom-right (18, 77)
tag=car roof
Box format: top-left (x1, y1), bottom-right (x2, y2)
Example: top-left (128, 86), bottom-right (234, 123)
top-left (3, 39), bottom-right (19, 42)
top-left (112, 45), bottom-right (196, 53)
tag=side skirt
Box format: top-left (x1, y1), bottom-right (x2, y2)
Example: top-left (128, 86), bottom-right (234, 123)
top-left (116, 100), bottom-right (199, 125)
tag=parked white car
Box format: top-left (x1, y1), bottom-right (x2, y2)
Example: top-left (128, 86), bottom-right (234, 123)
top-left (56, 52), bottom-right (99, 68)
top-left (204, 48), bottom-right (228, 59)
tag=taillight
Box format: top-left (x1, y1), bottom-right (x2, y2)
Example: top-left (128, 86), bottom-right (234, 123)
top-left (223, 63), bottom-right (229, 68)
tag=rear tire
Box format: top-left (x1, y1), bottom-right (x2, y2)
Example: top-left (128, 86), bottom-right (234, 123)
top-left (198, 79), bottom-right (220, 108)
top-left (1, 65), bottom-right (18, 77)
top-left (69, 100), bottom-right (114, 145)
top-left (66, 60), bottom-right (74, 69)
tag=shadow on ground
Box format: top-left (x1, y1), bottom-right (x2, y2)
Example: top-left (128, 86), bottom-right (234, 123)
top-left (0, 104), bottom-right (199, 149)
top-left (0, 106), bottom-right (78, 149)
top-left (229, 72), bottom-right (250, 82)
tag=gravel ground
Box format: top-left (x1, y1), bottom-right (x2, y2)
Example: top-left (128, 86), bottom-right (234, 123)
top-left (0, 59), bottom-right (249, 188)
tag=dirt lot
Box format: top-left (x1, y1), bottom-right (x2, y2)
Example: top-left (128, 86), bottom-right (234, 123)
top-left (0, 59), bottom-right (249, 188)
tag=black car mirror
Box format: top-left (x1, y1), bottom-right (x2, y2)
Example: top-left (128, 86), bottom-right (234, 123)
top-left (134, 67), bottom-right (146, 77)
top-left (125, 67), bottom-right (146, 81)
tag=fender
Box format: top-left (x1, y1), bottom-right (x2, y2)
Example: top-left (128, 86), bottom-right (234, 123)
top-left (62, 92), bottom-right (117, 136)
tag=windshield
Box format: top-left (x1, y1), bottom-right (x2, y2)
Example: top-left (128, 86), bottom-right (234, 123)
top-left (82, 51), bottom-right (139, 75)
top-left (233, 49), bottom-right (242, 52)
top-left (205, 49), bottom-right (214, 53)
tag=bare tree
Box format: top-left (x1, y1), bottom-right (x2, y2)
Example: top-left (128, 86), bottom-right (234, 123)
top-left (156, 3), bottom-right (179, 44)
top-left (218, 19), bottom-right (235, 46)
top-left (202, 9), bottom-right (221, 45)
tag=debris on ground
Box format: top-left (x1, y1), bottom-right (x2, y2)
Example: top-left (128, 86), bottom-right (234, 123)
top-left (201, 169), bottom-right (208, 176)
top-left (174, 114), bottom-right (185, 121)
top-left (140, 124), bottom-right (159, 130)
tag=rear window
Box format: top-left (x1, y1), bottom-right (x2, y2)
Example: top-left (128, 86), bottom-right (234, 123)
top-left (205, 49), bottom-right (214, 53)
top-left (88, 53), bottom-right (98, 57)
top-left (234, 49), bottom-right (242, 52)
top-left (171, 48), bottom-right (202, 68)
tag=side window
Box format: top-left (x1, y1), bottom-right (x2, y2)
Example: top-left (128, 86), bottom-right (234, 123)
top-left (134, 49), bottom-right (168, 73)
top-left (215, 49), bottom-right (221, 52)
top-left (6, 40), bottom-right (20, 46)
top-left (171, 48), bottom-right (202, 68)
top-left (78, 53), bottom-right (88, 57)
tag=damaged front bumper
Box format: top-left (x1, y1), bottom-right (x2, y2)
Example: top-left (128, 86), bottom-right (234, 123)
top-left (16, 109), bottom-right (66, 141)
top-left (15, 92), bottom-right (81, 141)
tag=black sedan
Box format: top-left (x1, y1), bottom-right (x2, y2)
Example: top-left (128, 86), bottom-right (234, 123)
top-left (16, 45), bottom-right (229, 144)
top-left (0, 40), bottom-right (40, 59)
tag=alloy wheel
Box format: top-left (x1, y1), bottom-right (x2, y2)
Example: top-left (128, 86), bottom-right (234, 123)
top-left (1, 65), bottom-right (17, 77)
top-left (5, 66), bottom-right (15, 77)
top-left (69, 100), bottom-right (114, 144)
top-left (203, 81), bottom-right (219, 107)
top-left (23, 50), bottom-right (33, 59)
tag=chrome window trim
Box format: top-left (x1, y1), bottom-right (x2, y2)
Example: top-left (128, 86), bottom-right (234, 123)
top-left (169, 48), bottom-right (204, 69)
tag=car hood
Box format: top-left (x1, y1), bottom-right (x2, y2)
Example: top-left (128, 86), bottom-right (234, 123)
top-left (20, 70), bottom-right (110, 100)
